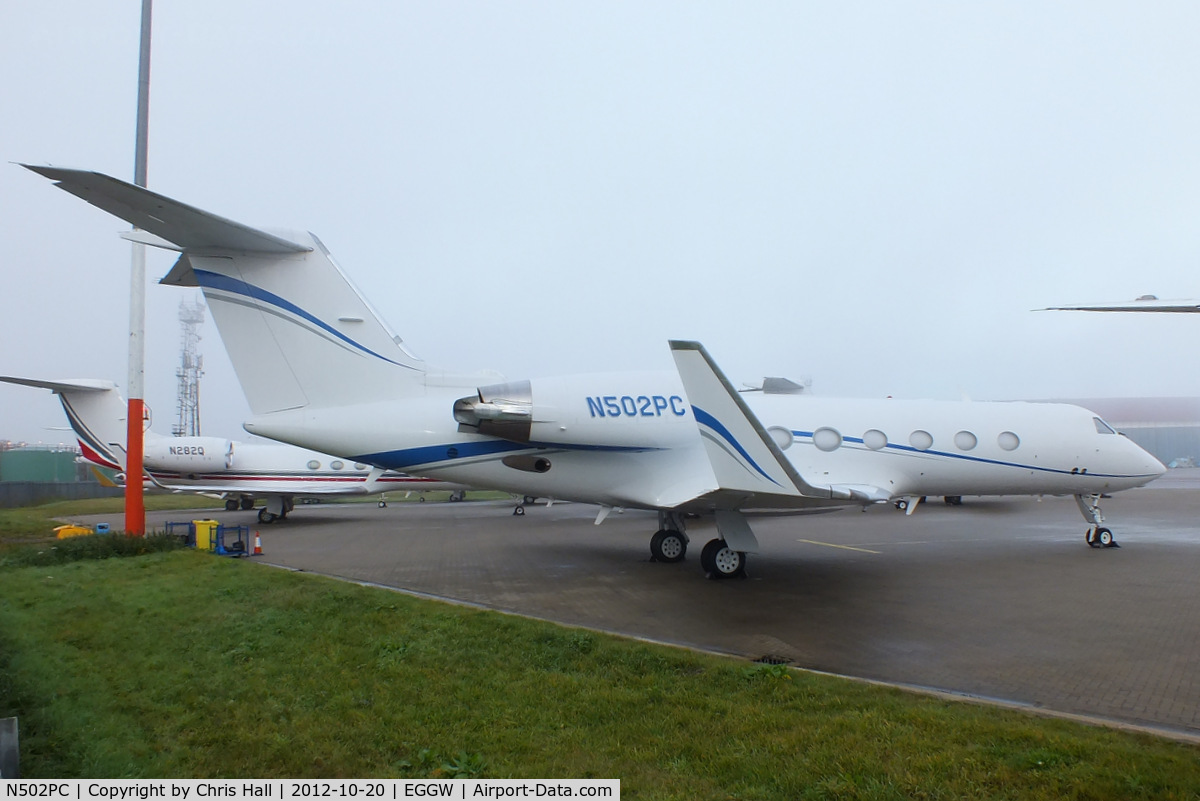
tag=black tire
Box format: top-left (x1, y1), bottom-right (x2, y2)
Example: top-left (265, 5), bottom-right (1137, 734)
top-left (258, 509), bottom-right (277, 524)
top-left (513, 505), bottom-right (526, 516)
top-left (524, 495), bottom-right (537, 505)
top-left (240, 497), bottom-right (254, 511)
top-left (378, 500), bottom-right (387, 508)
top-left (1086, 528), bottom-right (1101, 548)
top-left (650, 529), bottom-right (687, 563)
top-left (1096, 527), bottom-right (1114, 547)
top-left (701, 538), bottom-right (745, 578)
top-left (225, 499), bottom-right (238, 511)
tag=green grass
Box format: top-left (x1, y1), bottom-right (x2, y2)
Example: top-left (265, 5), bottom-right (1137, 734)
top-left (0, 495), bottom-right (222, 546)
top-left (0, 492), bottom-right (512, 546)
top-left (1, 551), bottom-right (1197, 796)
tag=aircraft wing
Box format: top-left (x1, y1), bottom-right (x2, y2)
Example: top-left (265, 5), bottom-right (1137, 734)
top-left (21, 165), bottom-right (310, 254)
top-left (1041, 297), bottom-right (1200, 313)
top-left (669, 340), bottom-right (854, 509)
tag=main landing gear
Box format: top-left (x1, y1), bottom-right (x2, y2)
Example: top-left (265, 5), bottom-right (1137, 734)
top-left (258, 496), bottom-right (294, 524)
top-left (649, 510), bottom-right (689, 563)
top-left (647, 511), bottom-right (750, 579)
top-left (512, 496), bottom-right (537, 516)
top-left (699, 538), bottom-right (746, 579)
top-left (1076, 493), bottom-right (1120, 548)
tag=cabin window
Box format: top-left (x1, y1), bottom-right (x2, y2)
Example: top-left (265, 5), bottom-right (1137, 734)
top-left (331, 460), bottom-right (344, 470)
top-left (863, 429), bottom-right (888, 451)
top-left (1094, 417), bottom-right (1117, 435)
top-left (767, 426), bottom-right (794, 450)
top-left (909, 430), bottom-right (934, 451)
top-left (813, 427), bottom-right (842, 452)
top-left (954, 431), bottom-right (978, 451)
top-left (998, 431), bottom-right (1020, 451)
top-left (307, 460), bottom-right (321, 470)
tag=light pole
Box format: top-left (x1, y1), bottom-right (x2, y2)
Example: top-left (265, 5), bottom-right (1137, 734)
top-left (125, 0), bottom-right (152, 536)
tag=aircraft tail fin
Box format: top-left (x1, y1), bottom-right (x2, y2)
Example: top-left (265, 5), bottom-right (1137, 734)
top-left (669, 341), bottom-right (848, 502)
top-left (26, 165), bottom-right (430, 416)
top-left (0, 377), bottom-right (130, 470)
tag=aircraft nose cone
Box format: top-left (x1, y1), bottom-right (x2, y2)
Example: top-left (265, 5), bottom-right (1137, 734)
top-left (1130, 442), bottom-right (1167, 485)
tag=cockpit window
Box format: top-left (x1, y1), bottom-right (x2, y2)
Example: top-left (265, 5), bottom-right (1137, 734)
top-left (1094, 417), bottom-right (1117, 435)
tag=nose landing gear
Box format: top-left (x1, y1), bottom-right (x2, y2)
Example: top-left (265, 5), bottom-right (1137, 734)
top-left (1076, 494), bottom-right (1120, 548)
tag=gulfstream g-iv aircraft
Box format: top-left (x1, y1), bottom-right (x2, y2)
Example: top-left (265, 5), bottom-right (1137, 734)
top-left (0, 375), bottom-right (463, 523)
top-left (25, 166), bottom-right (1166, 577)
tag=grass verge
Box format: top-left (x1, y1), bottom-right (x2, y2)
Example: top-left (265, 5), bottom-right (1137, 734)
top-left (0, 495), bottom-right (221, 545)
top-left (1, 550), bottom-right (1197, 797)
top-left (0, 492), bottom-right (512, 547)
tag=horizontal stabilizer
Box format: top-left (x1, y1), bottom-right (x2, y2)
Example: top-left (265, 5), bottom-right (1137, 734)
top-left (670, 340), bottom-right (849, 502)
top-left (22, 165), bottom-right (310, 254)
top-left (0, 376), bottom-right (115, 394)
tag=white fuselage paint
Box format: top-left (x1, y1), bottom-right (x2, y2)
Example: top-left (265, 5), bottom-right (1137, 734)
top-left (244, 372), bottom-right (1165, 512)
top-left (134, 436), bottom-right (455, 497)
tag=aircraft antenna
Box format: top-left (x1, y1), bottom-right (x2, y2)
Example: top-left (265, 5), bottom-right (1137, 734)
top-left (172, 296), bottom-right (206, 437)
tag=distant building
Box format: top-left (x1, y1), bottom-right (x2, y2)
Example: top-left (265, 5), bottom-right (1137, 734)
top-left (1060, 397), bottom-right (1200, 468)
top-left (0, 444), bottom-right (86, 483)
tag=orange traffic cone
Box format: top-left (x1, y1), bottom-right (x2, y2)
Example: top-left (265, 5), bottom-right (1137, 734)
top-left (253, 531), bottom-right (263, 556)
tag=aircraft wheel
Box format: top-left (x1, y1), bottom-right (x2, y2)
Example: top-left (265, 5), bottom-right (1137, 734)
top-left (523, 495), bottom-right (537, 505)
top-left (701, 538), bottom-right (745, 579)
top-left (894, 500), bottom-right (908, 512)
top-left (1095, 527), bottom-right (1114, 547)
top-left (225, 499), bottom-right (239, 512)
top-left (650, 529), bottom-right (686, 563)
top-left (240, 497), bottom-right (254, 511)
top-left (378, 500), bottom-right (387, 508)
top-left (1086, 528), bottom-right (1101, 548)
top-left (258, 509), bottom-right (277, 524)
top-left (513, 505), bottom-right (526, 516)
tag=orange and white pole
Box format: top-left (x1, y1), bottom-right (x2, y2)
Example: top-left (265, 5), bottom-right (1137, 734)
top-left (125, 0), bottom-right (152, 537)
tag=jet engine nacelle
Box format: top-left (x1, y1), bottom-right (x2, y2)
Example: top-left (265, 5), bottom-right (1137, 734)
top-left (143, 437), bottom-right (234, 471)
top-left (454, 373), bottom-right (692, 450)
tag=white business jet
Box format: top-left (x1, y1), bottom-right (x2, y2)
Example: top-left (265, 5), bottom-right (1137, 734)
top-left (0, 375), bottom-right (464, 523)
top-left (24, 166), bottom-right (1166, 577)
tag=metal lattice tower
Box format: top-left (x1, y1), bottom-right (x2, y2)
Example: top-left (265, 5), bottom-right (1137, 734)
top-left (172, 296), bottom-right (205, 437)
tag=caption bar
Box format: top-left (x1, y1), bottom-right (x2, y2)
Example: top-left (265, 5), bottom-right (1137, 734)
top-left (2, 781), bottom-right (618, 800)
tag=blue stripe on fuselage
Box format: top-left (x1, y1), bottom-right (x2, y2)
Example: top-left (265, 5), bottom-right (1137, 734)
top-left (194, 268), bottom-right (416, 369)
top-left (792, 430), bottom-right (1155, 480)
top-left (354, 439), bottom-right (662, 471)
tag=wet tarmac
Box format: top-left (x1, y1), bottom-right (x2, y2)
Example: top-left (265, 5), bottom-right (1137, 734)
top-left (80, 477), bottom-right (1200, 740)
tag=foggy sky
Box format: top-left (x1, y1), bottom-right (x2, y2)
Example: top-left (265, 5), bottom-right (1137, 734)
top-left (3, 2), bottom-right (1199, 446)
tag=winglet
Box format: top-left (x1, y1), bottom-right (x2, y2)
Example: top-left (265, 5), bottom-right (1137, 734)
top-left (669, 340), bottom-right (849, 500)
